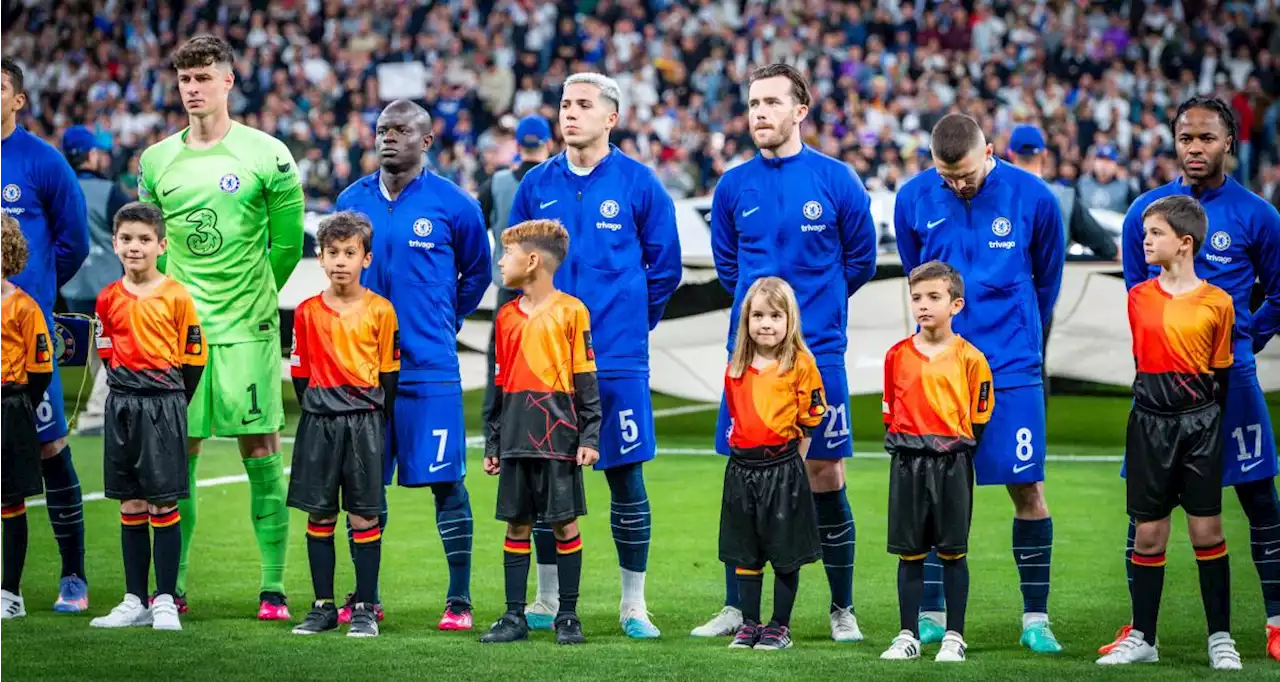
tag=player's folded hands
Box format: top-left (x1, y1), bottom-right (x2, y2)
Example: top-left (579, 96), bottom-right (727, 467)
top-left (483, 456), bottom-right (500, 475)
top-left (577, 447), bottom-right (599, 467)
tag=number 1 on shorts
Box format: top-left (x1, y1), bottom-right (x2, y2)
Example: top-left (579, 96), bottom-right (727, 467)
top-left (247, 383), bottom-right (261, 415)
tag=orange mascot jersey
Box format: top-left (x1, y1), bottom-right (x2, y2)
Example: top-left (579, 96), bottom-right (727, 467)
top-left (882, 335), bottom-right (994, 456)
top-left (290, 291), bottom-right (400, 414)
top-left (724, 350), bottom-right (826, 458)
top-left (493, 291), bottom-right (596, 460)
top-left (1, 287), bottom-right (53, 389)
top-left (95, 278), bottom-right (205, 393)
top-left (1128, 279), bottom-right (1234, 413)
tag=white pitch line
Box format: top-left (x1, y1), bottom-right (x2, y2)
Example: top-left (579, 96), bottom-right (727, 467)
top-left (47, 400), bottom-right (1120, 507)
top-left (27, 469), bottom-right (295, 509)
top-left (26, 448), bottom-right (1121, 509)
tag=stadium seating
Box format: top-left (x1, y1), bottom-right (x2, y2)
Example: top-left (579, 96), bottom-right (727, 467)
top-left (7, 1), bottom-right (1280, 396)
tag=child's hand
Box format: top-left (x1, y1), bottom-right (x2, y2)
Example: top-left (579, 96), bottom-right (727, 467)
top-left (577, 446), bottom-right (599, 467)
top-left (483, 456), bottom-right (501, 475)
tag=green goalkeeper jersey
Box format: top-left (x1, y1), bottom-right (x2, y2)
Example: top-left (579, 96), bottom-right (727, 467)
top-left (138, 121), bottom-right (305, 345)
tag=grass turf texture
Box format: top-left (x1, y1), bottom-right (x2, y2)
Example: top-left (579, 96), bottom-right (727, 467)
top-left (3, 379), bottom-right (1278, 681)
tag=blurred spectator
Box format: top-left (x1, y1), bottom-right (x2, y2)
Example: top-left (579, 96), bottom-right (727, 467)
top-left (3, 0), bottom-right (1278, 207)
top-left (59, 125), bottom-right (126, 316)
top-left (1076, 144), bottom-right (1135, 214)
top-left (1007, 124), bottom-right (1118, 263)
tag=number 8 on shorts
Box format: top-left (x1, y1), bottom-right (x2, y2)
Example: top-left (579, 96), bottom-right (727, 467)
top-left (973, 384), bottom-right (1047, 485)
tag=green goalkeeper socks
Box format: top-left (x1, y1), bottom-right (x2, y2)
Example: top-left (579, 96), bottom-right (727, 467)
top-left (176, 456), bottom-right (199, 596)
top-left (244, 453), bottom-right (289, 595)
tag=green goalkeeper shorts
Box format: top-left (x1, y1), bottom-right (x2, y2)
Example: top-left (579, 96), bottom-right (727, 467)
top-left (188, 338), bottom-right (286, 439)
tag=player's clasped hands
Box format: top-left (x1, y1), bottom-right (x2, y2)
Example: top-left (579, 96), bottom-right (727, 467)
top-left (483, 456), bottom-right (500, 475)
top-left (577, 447), bottom-right (600, 467)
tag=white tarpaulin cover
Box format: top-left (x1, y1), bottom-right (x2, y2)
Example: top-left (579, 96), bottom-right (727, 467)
top-left (285, 196), bottom-right (1278, 398)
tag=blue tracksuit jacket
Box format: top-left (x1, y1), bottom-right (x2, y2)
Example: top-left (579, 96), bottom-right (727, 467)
top-left (508, 146), bottom-right (682, 378)
top-left (894, 160), bottom-right (1065, 388)
top-left (337, 169), bottom-right (491, 383)
top-left (710, 145), bottom-right (878, 367)
top-left (1123, 176), bottom-right (1280, 379)
top-left (2, 125), bottom-right (89, 319)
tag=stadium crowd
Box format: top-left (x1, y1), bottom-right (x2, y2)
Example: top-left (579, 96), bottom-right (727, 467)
top-left (3, 0), bottom-right (1280, 211)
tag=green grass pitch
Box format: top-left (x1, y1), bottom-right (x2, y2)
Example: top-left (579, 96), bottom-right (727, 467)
top-left (2, 382), bottom-right (1278, 681)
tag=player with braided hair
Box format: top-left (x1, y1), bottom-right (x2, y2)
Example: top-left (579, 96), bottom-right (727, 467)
top-left (1101, 96), bottom-right (1280, 662)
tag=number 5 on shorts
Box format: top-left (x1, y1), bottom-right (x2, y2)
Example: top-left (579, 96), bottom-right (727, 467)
top-left (619, 409), bottom-right (638, 444)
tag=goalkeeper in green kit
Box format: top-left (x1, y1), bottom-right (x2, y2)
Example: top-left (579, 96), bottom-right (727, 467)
top-left (137, 35), bottom-right (304, 620)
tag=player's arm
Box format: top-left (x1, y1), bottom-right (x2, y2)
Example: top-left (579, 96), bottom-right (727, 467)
top-left (44, 154), bottom-right (90, 287)
top-left (571, 305), bottom-right (602, 455)
top-left (378, 306), bottom-right (401, 422)
top-left (176, 292), bottom-right (206, 403)
top-left (795, 355), bottom-right (827, 459)
top-left (484, 314), bottom-right (507, 467)
top-left (477, 178), bottom-right (495, 232)
top-left (452, 198), bottom-right (493, 329)
top-left (967, 349), bottom-right (995, 445)
top-left (881, 346), bottom-right (896, 436)
top-left (288, 306), bottom-right (310, 403)
top-left (1247, 204), bottom-right (1280, 353)
top-left (264, 145), bottom-right (306, 290)
top-left (637, 173), bottom-right (682, 330)
top-left (1069, 201), bottom-right (1119, 261)
top-left (836, 167), bottom-right (878, 295)
top-left (1031, 189), bottom-right (1066, 331)
top-left (24, 304), bottom-right (53, 401)
top-left (1212, 300), bottom-right (1235, 407)
top-left (1120, 202), bottom-right (1149, 291)
top-left (892, 185), bottom-right (923, 271)
top-left (710, 177), bottom-right (739, 294)
top-left (137, 152), bottom-right (171, 273)
top-left (507, 175), bottom-right (533, 228)
top-left (106, 183), bottom-right (132, 227)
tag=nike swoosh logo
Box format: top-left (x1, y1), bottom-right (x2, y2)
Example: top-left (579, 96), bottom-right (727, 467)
top-left (1264, 547), bottom-right (1280, 556)
top-left (825, 528), bottom-right (850, 540)
top-left (742, 207), bottom-right (760, 217)
top-left (276, 158), bottom-right (292, 173)
top-left (620, 517), bottom-right (643, 525)
top-left (1019, 552), bottom-right (1043, 561)
top-left (428, 462), bottom-right (450, 473)
top-left (255, 512), bottom-right (276, 521)
top-left (1013, 462), bottom-right (1036, 474)
top-left (162, 186), bottom-right (180, 197)
top-left (926, 218), bottom-right (945, 229)
top-left (37, 422), bottom-right (54, 433)
top-left (539, 200), bottom-right (558, 209)
top-left (440, 525), bottom-right (459, 535)
top-left (826, 438), bottom-right (848, 449)
top-left (620, 442), bottom-right (643, 455)
top-left (241, 415), bottom-right (264, 426)
top-left (1242, 460), bottom-right (1264, 473)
